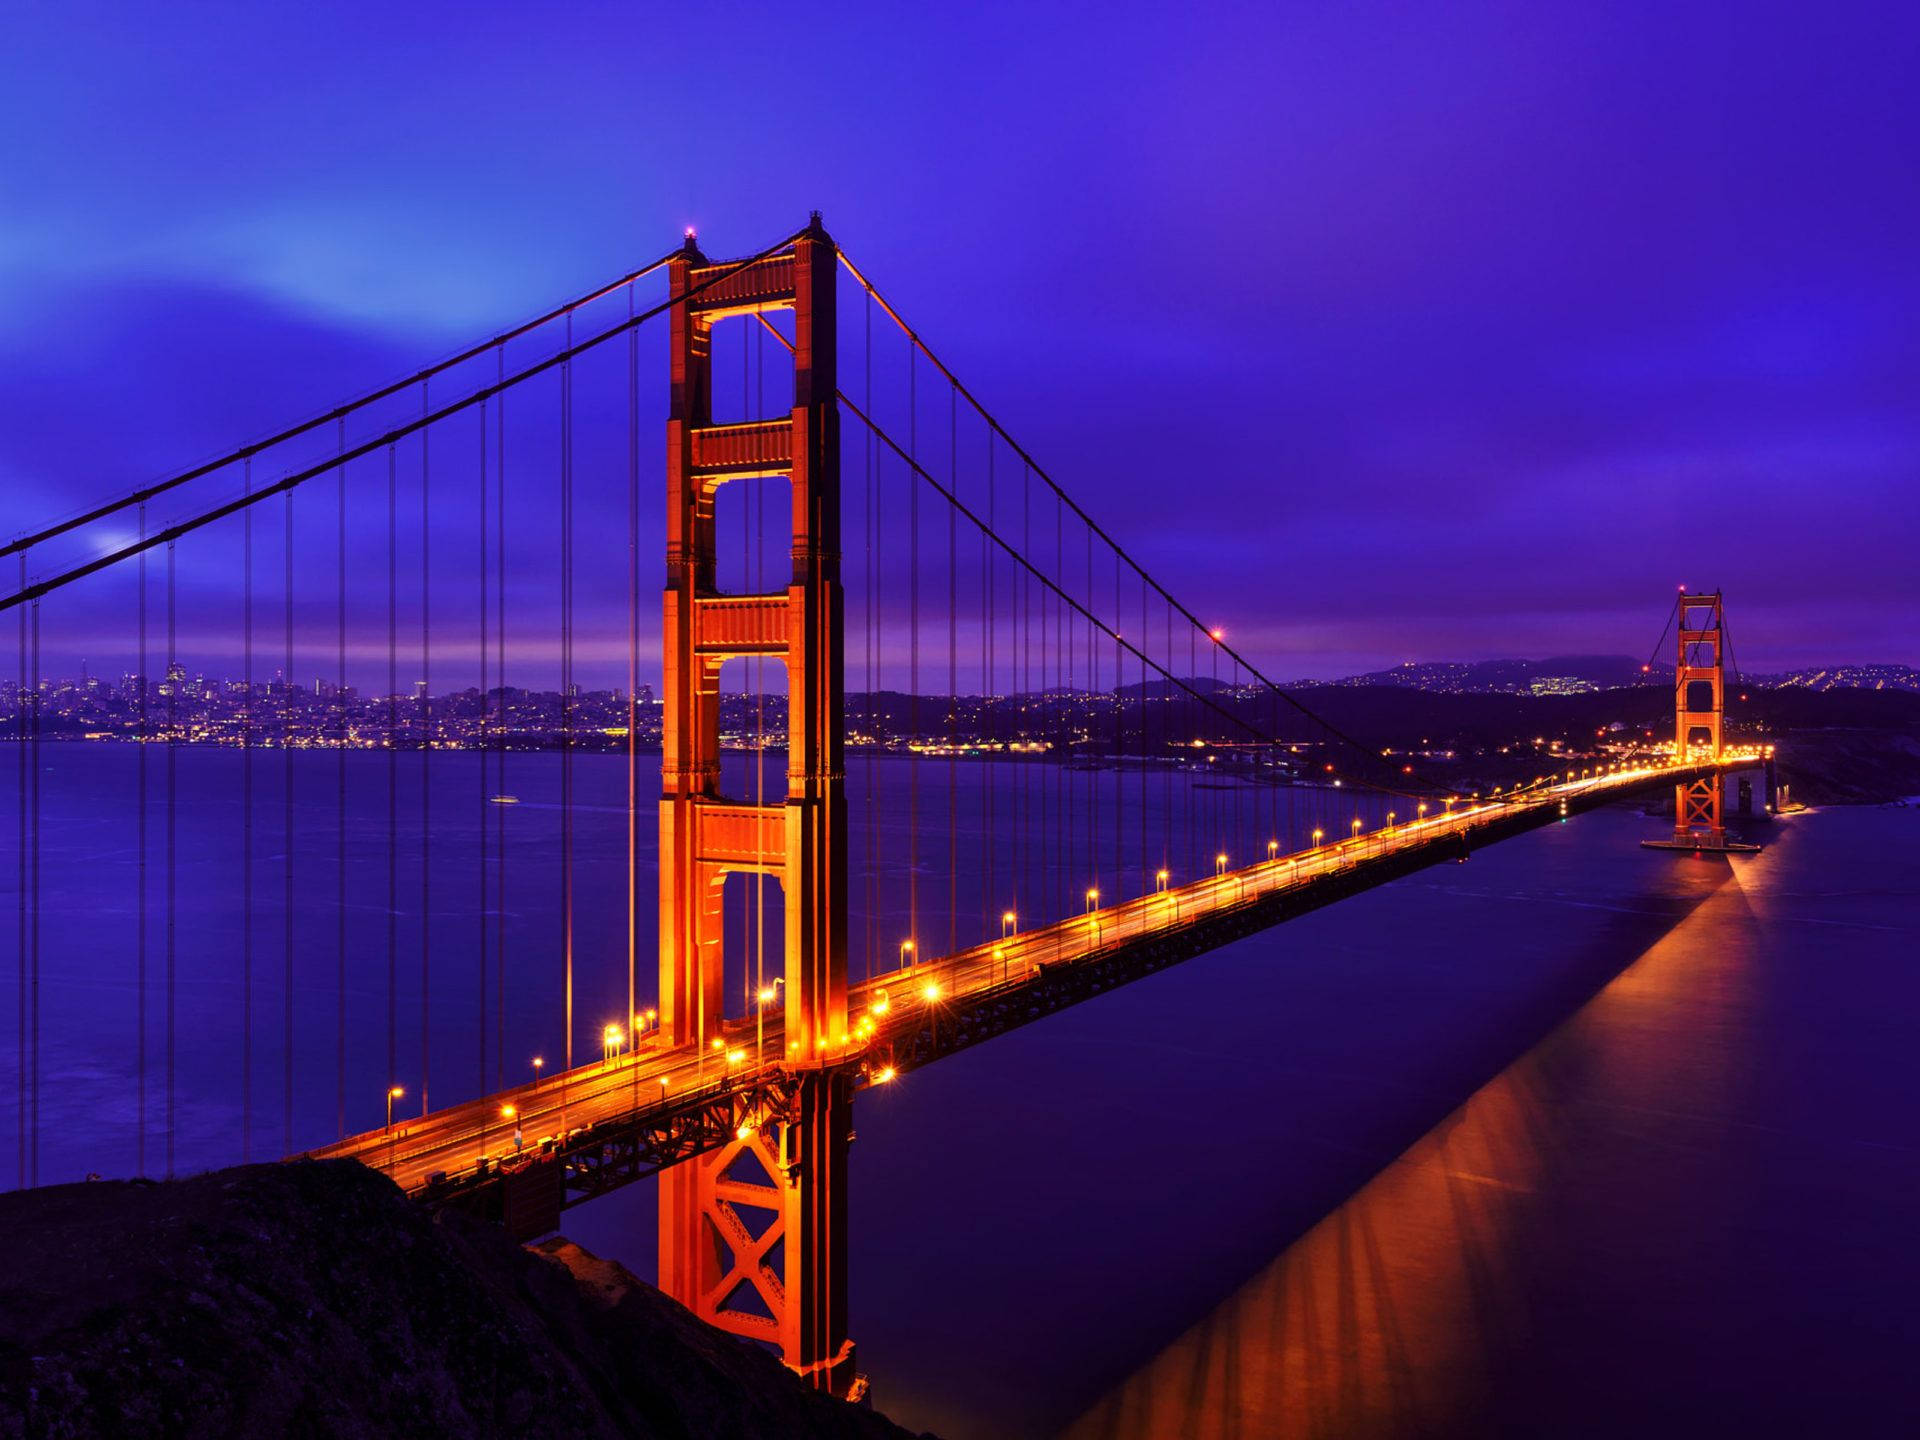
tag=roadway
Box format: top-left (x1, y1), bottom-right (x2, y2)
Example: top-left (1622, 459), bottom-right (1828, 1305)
top-left (302, 754), bottom-right (1755, 1196)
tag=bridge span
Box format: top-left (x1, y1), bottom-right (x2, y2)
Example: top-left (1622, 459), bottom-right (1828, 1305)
top-left (308, 755), bottom-right (1748, 1215)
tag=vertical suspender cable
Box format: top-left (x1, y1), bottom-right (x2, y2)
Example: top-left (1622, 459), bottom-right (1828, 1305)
top-left (137, 510), bottom-right (148, 1174)
top-left (495, 348), bottom-right (507, 1089)
top-left (947, 387), bottom-right (957, 955)
top-left (284, 486), bottom-right (295, 1154)
top-left (420, 383), bottom-right (432, 1116)
top-left (626, 279), bottom-right (638, 1044)
top-left (15, 556), bottom-right (24, 1188)
top-left (561, 317), bottom-right (574, 1118)
top-left (478, 393), bottom-right (490, 1094)
top-left (336, 421), bottom-right (347, 1139)
top-left (983, 430), bottom-right (993, 942)
top-left (165, 543), bottom-right (176, 1177)
top-left (863, 291), bottom-right (876, 981)
top-left (30, 602), bottom-right (39, 1184)
top-left (907, 344), bottom-right (919, 957)
top-left (386, 444), bottom-right (398, 1104)
top-left (242, 460), bottom-right (254, 1161)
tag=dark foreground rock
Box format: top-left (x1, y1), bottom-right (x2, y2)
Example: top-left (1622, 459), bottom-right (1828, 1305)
top-left (0, 1160), bottom-right (929, 1440)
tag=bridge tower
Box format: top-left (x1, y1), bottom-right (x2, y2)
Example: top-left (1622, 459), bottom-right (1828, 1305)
top-left (1671, 590), bottom-right (1727, 847)
top-left (657, 217), bottom-right (854, 1392)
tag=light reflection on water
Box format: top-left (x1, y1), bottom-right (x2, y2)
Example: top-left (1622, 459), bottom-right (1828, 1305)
top-left (1060, 808), bottom-right (1919, 1439)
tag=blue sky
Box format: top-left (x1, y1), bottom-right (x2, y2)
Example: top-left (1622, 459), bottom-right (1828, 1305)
top-left (2, 1), bottom-right (1916, 679)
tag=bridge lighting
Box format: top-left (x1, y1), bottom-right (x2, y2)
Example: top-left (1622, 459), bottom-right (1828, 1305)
top-left (1215, 853), bottom-right (1228, 875)
top-left (874, 1066), bottom-right (897, 1085)
top-left (1002, 910), bottom-right (1017, 937)
top-left (1417, 803), bottom-right (1428, 820)
top-left (920, 981), bottom-right (941, 1004)
top-left (1312, 828), bottom-right (1324, 846)
top-left (899, 938), bottom-right (915, 969)
top-left (1351, 819), bottom-right (1362, 838)
top-left (736, 1123), bottom-right (755, 1141)
top-left (871, 989), bottom-right (891, 1016)
top-left (1386, 811), bottom-right (1396, 829)
top-left (603, 1024), bottom-right (624, 1061)
top-left (758, 986), bottom-right (778, 1005)
top-left (1268, 839), bottom-right (1279, 859)
top-left (726, 1048), bottom-right (745, 1067)
top-left (1085, 887), bottom-right (1100, 912)
top-left (386, 1085), bottom-right (404, 1131)
top-left (1210, 628), bottom-right (1224, 642)
top-left (531, 1056), bottom-right (544, 1086)
top-left (1155, 868), bottom-right (1170, 891)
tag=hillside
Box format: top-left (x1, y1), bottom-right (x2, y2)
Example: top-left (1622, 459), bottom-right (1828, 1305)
top-left (0, 1161), bottom-right (927, 1440)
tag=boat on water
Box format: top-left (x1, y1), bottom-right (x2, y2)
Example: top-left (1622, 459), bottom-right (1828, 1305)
top-left (488, 794), bottom-right (521, 805)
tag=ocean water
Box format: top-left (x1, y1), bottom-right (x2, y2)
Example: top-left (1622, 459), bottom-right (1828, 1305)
top-left (6, 748), bottom-right (1916, 1435)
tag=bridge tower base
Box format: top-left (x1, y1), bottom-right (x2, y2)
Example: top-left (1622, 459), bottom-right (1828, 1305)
top-left (657, 219), bottom-right (854, 1391)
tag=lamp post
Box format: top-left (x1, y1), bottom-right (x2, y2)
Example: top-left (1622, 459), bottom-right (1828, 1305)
top-left (1155, 867), bottom-right (1169, 893)
top-left (386, 1085), bottom-right (404, 1172)
top-left (899, 938), bottom-right (915, 972)
top-left (1001, 910), bottom-right (1017, 939)
top-left (1215, 852), bottom-right (1228, 877)
top-left (756, 977), bottom-right (784, 1064)
top-left (531, 1056), bottom-right (544, 1088)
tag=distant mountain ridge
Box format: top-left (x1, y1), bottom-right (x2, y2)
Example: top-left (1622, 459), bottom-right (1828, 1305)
top-left (1293, 656), bottom-right (1920, 696)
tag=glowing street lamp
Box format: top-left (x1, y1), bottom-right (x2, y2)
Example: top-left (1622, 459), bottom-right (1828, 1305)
top-left (1311, 827), bottom-right (1324, 848)
top-left (1267, 839), bottom-right (1279, 861)
top-left (386, 1084), bottom-right (404, 1171)
top-left (898, 938), bottom-right (915, 970)
top-left (756, 977), bottom-right (784, 1060)
top-left (1001, 910), bottom-right (1018, 938)
top-left (1155, 867), bottom-right (1170, 892)
top-left (1215, 852), bottom-right (1228, 876)
top-left (530, 1056), bottom-right (544, 1087)
top-left (602, 1024), bottom-right (624, 1063)
top-left (1085, 886), bottom-right (1100, 913)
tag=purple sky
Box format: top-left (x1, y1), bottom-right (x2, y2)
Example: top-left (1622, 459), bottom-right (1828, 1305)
top-left (2, 2), bottom-right (1916, 682)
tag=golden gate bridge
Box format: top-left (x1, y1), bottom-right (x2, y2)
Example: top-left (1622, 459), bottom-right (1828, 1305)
top-left (0, 216), bottom-right (1757, 1396)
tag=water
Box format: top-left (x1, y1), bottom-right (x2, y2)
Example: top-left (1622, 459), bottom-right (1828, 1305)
top-left (5, 749), bottom-right (1917, 1435)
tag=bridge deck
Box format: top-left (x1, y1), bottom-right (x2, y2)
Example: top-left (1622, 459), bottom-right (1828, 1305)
top-left (301, 758), bottom-right (1749, 1211)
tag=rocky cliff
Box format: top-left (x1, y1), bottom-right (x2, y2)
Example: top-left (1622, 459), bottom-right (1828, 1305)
top-left (0, 1160), bottom-right (928, 1440)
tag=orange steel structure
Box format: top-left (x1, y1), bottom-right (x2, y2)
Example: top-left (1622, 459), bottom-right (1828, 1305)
top-left (657, 216), bottom-right (854, 1392)
top-left (1671, 590), bottom-right (1727, 847)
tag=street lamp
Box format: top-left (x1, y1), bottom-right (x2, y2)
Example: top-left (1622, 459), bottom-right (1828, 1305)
top-left (1085, 886), bottom-right (1100, 913)
top-left (1312, 827), bottom-right (1324, 848)
top-left (899, 938), bottom-right (915, 970)
top-left (602, 1024), bottom-right (623, 1063)
top-left (1001, 910), bottom-right (1017, 938)
top-left (1155, 867), bottom-right (1170, 893)
top-left (1215, 852), bottom-right (1228, 876)
top-left (386, 1084), bottom-right (404, 1171)
top-left (531, 1056), bottom-right (544, 1087)
top-left (756, 977), bottom-right (784, 1061)
top-left (1267, 839), bottom-right (1279, 861)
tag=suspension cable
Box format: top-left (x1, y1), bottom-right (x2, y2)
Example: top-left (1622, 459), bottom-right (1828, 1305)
top-left (0, 254), bottom-right (681, 563)
top-left (0, 230), bottom-right (809, 616)
top-left (834, 249), bottom-right (1453, 797)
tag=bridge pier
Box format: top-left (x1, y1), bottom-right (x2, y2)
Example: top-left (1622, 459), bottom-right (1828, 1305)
top-left (1645, 591), bottom-right (1759, 854)
top-left (658, 218), bottom-right (854, 1391)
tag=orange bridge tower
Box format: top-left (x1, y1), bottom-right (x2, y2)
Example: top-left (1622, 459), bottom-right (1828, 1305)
top-left (1671, 589), bottom-right (1727, 847)
top-left (657, 217), bottom-right (854, 1393)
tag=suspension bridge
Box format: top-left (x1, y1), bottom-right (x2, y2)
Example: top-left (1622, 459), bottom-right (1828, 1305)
top-left (1, 216), bottom-right (1759, 1396)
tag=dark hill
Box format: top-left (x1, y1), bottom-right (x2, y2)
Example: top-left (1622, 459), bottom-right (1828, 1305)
top-left (0, 1160), bottom-right (928, 1440)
